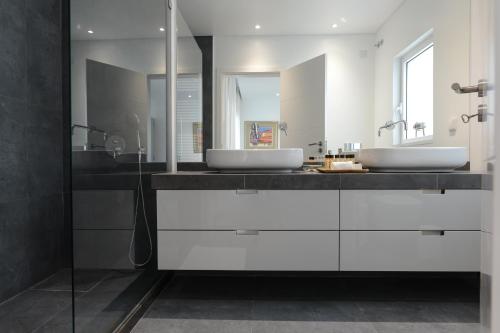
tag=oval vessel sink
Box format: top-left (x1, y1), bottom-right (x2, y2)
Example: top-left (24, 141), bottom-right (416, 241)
top-left (207, 149), bottom-right (303, 173)
top-left (358, 147), bottom-right (468, 172)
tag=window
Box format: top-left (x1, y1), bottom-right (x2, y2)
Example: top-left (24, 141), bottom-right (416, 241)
top-left (396, 36), bottom-right (434, 144)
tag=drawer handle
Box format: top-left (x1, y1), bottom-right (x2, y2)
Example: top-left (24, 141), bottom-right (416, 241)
top-left (236, 189), bottom-right (259, 195)
top-left (421, 230), bottom-right (445, 236)
top-left (422, 189), bottom-right (446, 195)
top-left (236, 230), bottom-right (260, 236)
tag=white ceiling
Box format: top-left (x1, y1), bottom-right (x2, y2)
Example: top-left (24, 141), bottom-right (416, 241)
top-left (71, 0), bottom-right (166, 40)
top-left (71, 0), bottom-right (193, 40)
top-left (237, 75), bottom-right (280, 101)
top-left (178, 0), bottom-right (405, 36)
top-left (71, 0), bottom-right (404, 40)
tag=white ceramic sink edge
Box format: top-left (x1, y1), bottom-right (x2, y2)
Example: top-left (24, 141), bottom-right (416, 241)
top-left (206, 149), bottom-right (303, 172)
top-left (357, 147), bottom-right (468, 172)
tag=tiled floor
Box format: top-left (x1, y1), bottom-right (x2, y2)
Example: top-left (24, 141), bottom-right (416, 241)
top-left (132, 275), bottom-right (480, 333)
top-left (0, 269), bottom-right (151, 333)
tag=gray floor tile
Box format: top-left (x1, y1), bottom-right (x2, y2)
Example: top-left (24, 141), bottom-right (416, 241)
top-left (0, 290), bottom-right (72, 332)
top-left (133, 276), bottom-right (480, 333)
top-left (32, 269), bottom-right (109, 292)
top-left (146, 299), bottom-right (253, 320)
top-left (251, 321), bottom-right (378, 333)
top-left (132, 318), bottom-right (252, 333)
top-left (313, 301), bottom-right (366, 322)
top-left (434, 302), bottom-right (479, 323)
top-left (372, 322), bottom-right (480, 333)
top-left (328, 322), bottom-right (379, 333)
top-left (357, 301), bottom-right (438, 323)
top-left (251, 301), bottom-right (317, 321)
top-left (251, 321), bottom-right (333, 333)
top-left (357, 301), bottom-right (479, 324)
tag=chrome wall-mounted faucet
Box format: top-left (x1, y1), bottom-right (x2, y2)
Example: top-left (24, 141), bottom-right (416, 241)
top-left (378, 120), bottom-right (407, 137)
top-left (71, 124), bottom-right (108, 142)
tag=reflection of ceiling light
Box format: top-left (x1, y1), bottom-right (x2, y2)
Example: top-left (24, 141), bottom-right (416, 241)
top-left (255, 24), bottom-right (261, 30)
top-left (76, 24), bottom-right (81, 30)
top-left (188, 95), bottom-right (192, 98)
top-left (159, 27), bottom-right (165, 32)
top-left (87, 30), bottom-right (94, 34)
top-left (331, 24), bottom-right (338, 29)
top-left (340, 17), bottom-right (347, 23)
top-left (276, 93), bottom-right (280, 97)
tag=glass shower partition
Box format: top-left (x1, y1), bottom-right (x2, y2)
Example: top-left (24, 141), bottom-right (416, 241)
top-left (70, 0), bottom-right (171, 331)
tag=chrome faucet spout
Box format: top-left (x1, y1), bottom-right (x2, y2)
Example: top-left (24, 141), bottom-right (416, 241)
top-left (378, 119), bottom-right (407, 137)
top-left (71, 124), bottom-right (108, 142)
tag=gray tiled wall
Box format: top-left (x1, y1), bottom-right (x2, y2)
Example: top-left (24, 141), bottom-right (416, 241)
top-left (0, 0), bottom-right (65, 301)
top-left (72, 190), bottom-right (135, 270)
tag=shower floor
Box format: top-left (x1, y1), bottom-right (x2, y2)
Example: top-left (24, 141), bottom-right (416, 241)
top-left (0, 269), bottom-right (155, 332)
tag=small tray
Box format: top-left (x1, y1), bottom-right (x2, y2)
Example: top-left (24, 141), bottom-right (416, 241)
top-left (316, 168), bottom-right (369, 174)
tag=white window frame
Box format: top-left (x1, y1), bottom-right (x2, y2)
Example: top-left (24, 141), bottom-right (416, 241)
top-left (394, 32), bottom-right (434, 146)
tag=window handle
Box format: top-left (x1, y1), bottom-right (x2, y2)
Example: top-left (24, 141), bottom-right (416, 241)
top-left (451, 79), bottom-right (489, 97)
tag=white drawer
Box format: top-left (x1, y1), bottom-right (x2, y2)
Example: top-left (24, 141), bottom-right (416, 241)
top-left (158, 230), bottom-right (339, 271)
top-left (340, 190), bottom-right (480, 230)
top-left (157, 190), bottom-right (339, 230)
top-left (340, 231), bottom-right (480, 272)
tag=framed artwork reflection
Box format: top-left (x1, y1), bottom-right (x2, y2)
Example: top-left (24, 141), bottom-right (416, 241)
top-left (192, 122), bottom-right (202, 153)
top-left (244, 121), bottom-right (278, 149)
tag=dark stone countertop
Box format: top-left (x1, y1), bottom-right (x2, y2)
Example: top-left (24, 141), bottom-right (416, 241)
top-left (151, 171), bottom-right (484, 190)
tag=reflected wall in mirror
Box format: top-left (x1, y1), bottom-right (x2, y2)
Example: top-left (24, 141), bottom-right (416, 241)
top-left (179, 0), bottom-right (473, 164)
top-left (177, 11), bottom-right (203, 162)
top-left (71, 0), bottom-right (204, 166)
top-left (71, 0), bottom-right (168, 166)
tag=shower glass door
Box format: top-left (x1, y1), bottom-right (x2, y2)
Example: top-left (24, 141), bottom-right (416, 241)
top-left (70, 0), bottom-right (169, 331)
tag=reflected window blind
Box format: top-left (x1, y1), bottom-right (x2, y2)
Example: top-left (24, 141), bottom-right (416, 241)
top-left (176, 74), bottom-right (203, 162)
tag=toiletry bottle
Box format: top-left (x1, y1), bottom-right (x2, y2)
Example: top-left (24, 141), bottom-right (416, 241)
top-left (324, 152), bottom-right (334, 170)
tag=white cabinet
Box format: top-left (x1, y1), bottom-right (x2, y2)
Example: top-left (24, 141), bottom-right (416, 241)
top-left (157, 190), bottom-right (339, 230)
top-left (158, 230), bottom-right (339, 271)
top-left (341, 190), bottom-right (480, 231)
top-left (156, 188), bottom-right (480, 272)
top-left (339, 190), bottom-right (480, 272)
top-left (340, 231), bottom-right (480, 272)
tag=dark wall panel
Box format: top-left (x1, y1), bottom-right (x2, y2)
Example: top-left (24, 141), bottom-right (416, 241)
top-left (0, 0), bottom-right (66, 301)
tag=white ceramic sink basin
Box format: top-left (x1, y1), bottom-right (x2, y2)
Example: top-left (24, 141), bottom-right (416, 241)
top-left (207, 149), bottom-right (303, 172)
top-left (357, 147), bottom-right (468, 172)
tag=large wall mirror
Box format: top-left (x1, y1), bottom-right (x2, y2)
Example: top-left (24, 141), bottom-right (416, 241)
top-left (179, 0), bottom-right (472, 163)
top-left (70, 0), bottom-right (204, 168)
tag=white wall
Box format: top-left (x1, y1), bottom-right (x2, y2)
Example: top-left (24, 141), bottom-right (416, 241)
top-left (239, 93), bottom-right (280, 147)
top-left (373, 0), bottom-right (471, 151)
top-left (213, 35), bottom-right (375, 152)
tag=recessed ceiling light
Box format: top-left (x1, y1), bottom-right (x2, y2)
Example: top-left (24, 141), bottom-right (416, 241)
top-left (87, 30), bottom-right (94, 34)
top-left (340, 17), bottom-right (347, 23)
top-left (331, 24), bottom-right (338, 29)
top-left (255, 24), bottom-right (261, 30)
top-left (159, 27), bottom-right (165, 32)
top-left (188, 95), bottom-right (192, 98)
top-left (276, 93), bottom-right (280, 97)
